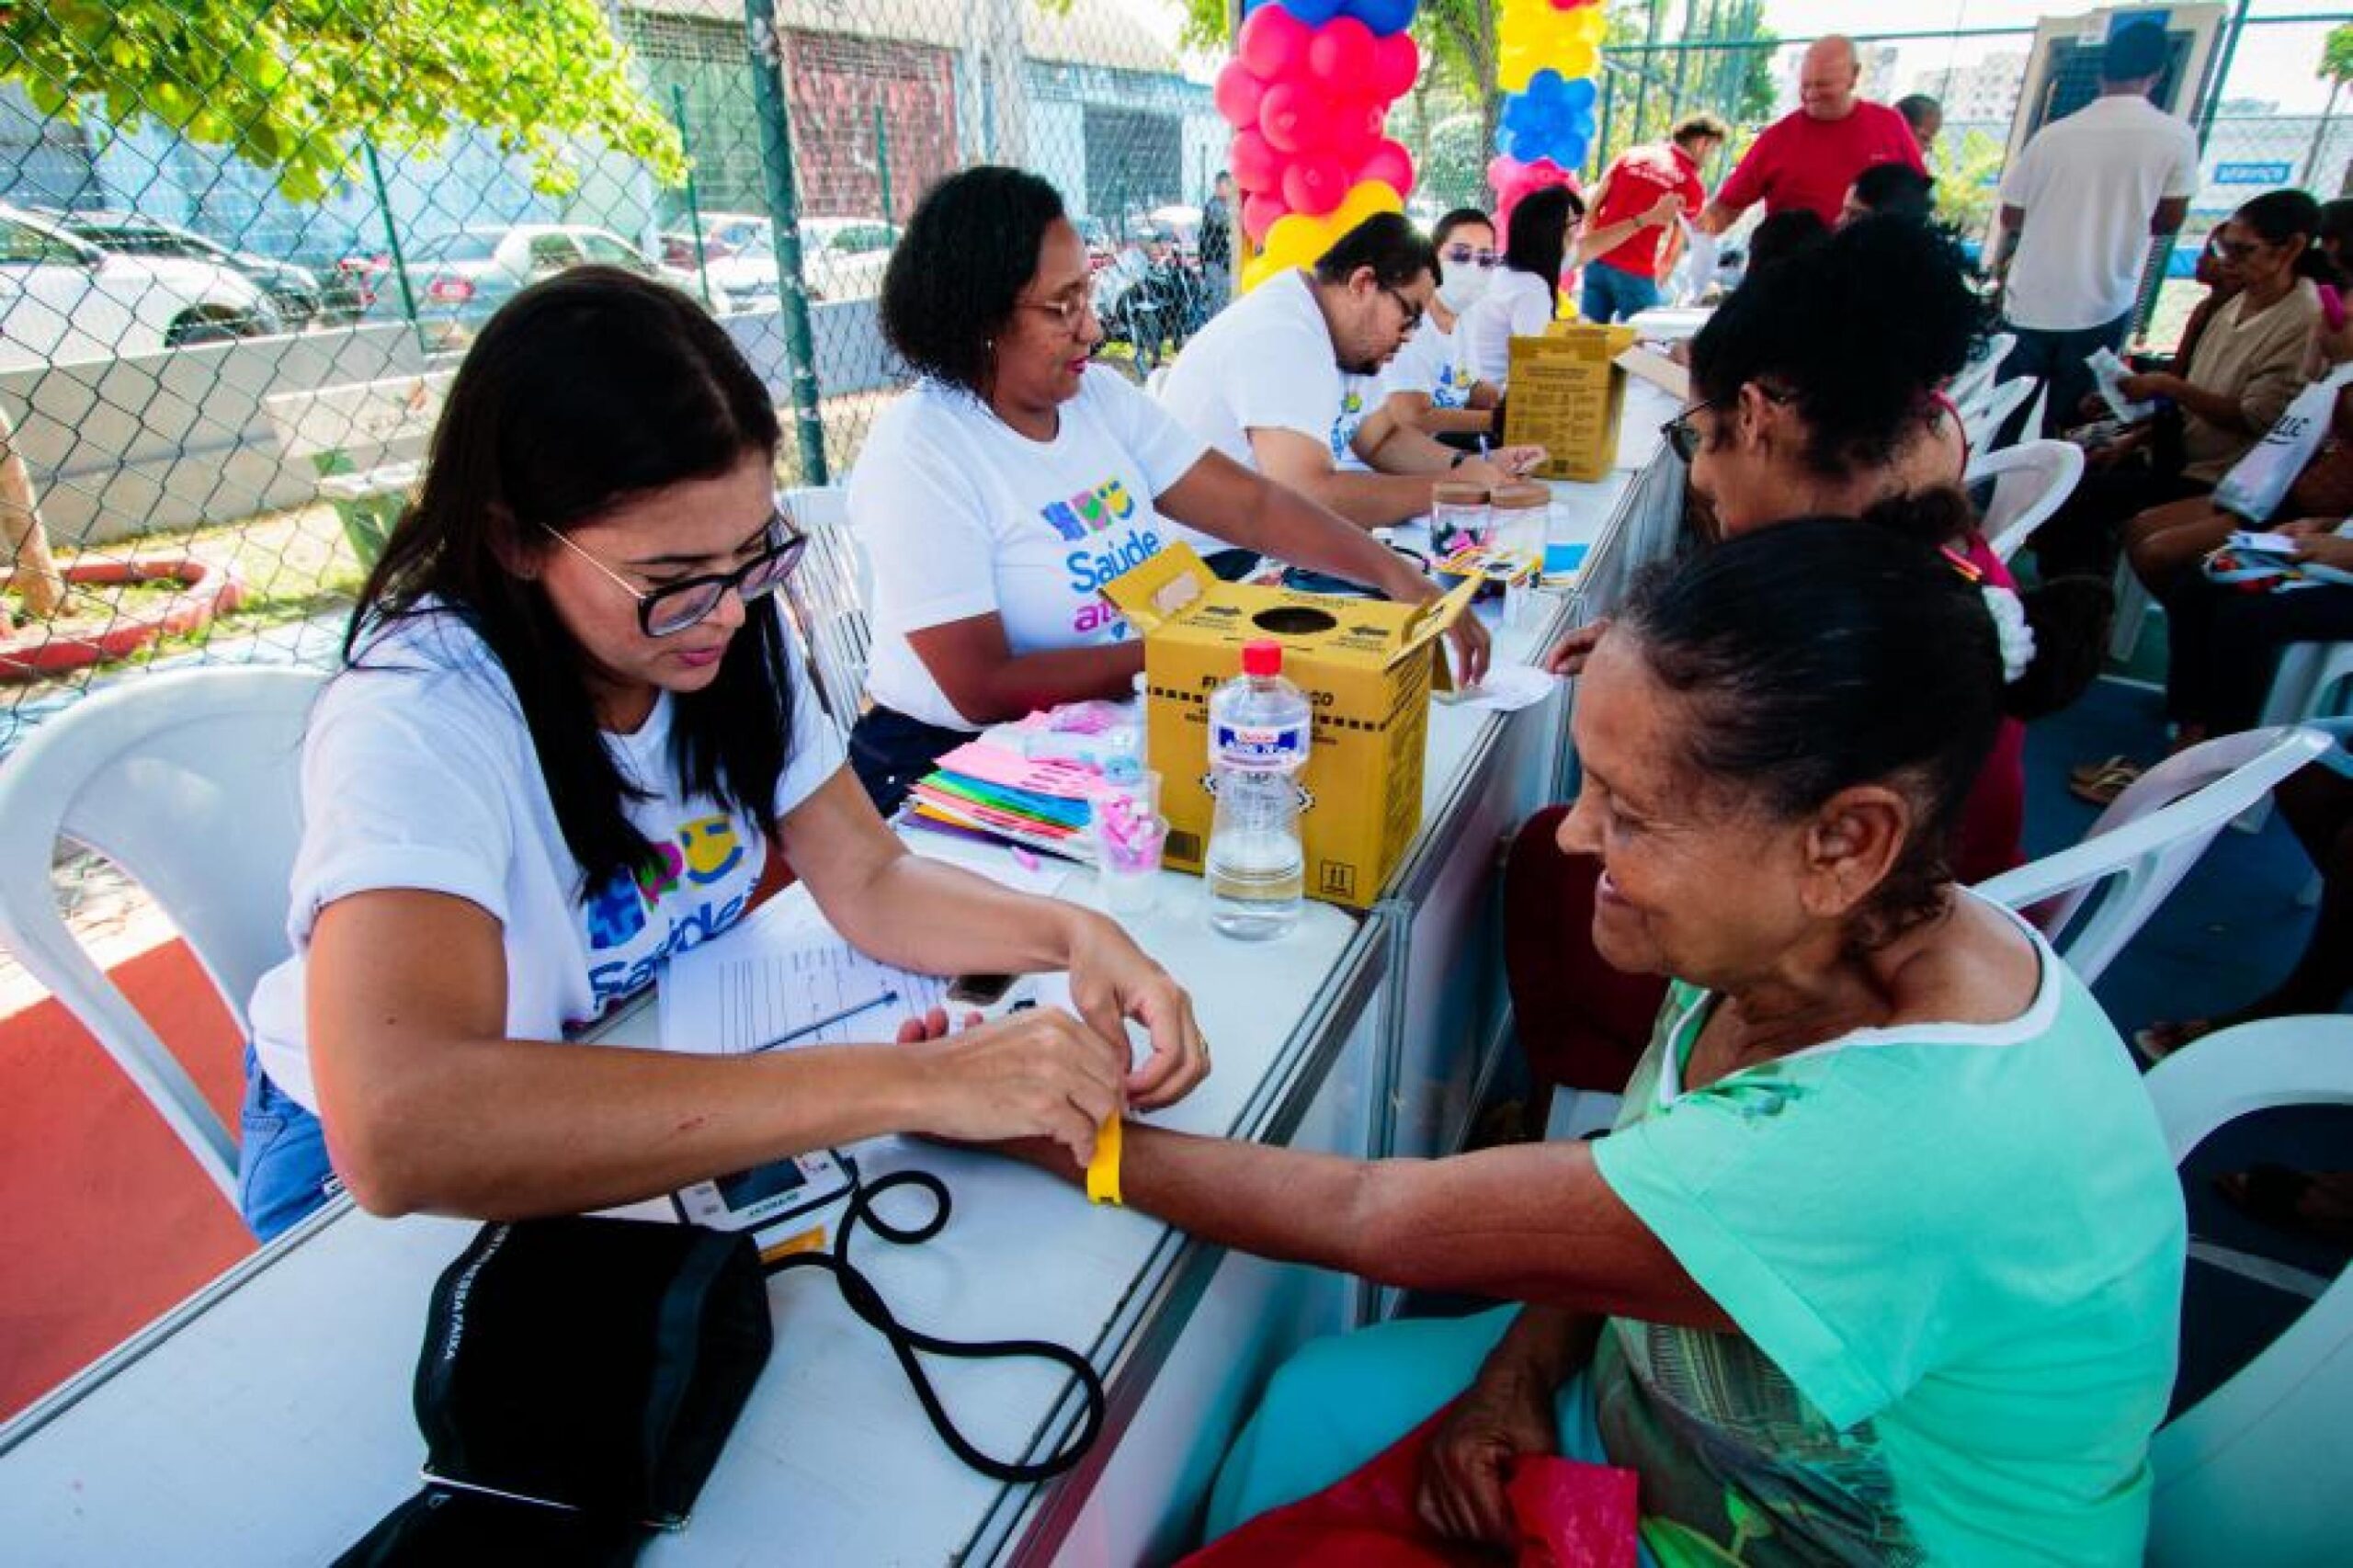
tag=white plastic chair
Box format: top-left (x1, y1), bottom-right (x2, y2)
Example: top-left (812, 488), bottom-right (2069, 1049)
top-left (1971, 438), bottom-right (2086, 562)
top-left (1959, 373), bottom-right (2038, 456)
top-left (782, 485), bottom-right (871, 739)
top-left (1976, 725), bottom-right (2332, 985)
top-left (2143, 1015), bottom-right (2353, 1564)
top-left (1143, 364), bottom-right (1172, 400)
top-left (2259, 640), bottom-right (2353, 730)
top-left (1946, 330), bottom-right (2018, 413)
top-left (0, 665), bottom-right (325, 1202)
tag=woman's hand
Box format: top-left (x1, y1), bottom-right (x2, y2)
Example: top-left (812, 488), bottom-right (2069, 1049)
top-left (1541, 616), bottom-right (1611, 677)
top-left (1416, 1361), bottom-right (1560, 1547)
top-left (2118, 371), bottom-right (2181, 403)
top-left (2273, 516), bottom-right (2335, 540)
top-left (900, 1006), bottom-right (1131, 1165)
top-left (2291, 531), bottom-right (2353, 571)
top-left (1064, 914), bottom-right (1210, 1109)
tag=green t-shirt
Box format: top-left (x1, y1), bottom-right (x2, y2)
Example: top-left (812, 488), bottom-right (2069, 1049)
top-left (1589, 898), bottom-right (2185, 1565)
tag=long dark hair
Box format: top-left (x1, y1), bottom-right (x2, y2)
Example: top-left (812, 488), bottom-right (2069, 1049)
top-left (1619, 516), bottom-right (2010, 951)
top-left (348, 266), bottom-right (793, 895)
top-left (1503, 186), bottom-right (1581, 311)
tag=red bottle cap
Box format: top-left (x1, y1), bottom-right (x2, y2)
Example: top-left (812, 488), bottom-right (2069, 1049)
top-left (1241, 640), bottom-right (1282, 677)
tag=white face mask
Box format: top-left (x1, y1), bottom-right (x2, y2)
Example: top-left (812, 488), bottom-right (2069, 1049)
top-left (1438, 268), bottom-right (1490, 312)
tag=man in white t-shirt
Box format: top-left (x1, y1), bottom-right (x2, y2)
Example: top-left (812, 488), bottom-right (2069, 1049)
top-left (1993, 19), bottom-right (2199, 436)
top-left (1158, 212), bottom-right (1540, 527)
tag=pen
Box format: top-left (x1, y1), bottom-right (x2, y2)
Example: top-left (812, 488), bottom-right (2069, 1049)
top-left (747, 990), bottom-right (900, 1053)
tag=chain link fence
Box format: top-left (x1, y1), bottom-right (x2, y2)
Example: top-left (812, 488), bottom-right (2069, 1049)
top-left (0, 3), bottom-right (2348, 739)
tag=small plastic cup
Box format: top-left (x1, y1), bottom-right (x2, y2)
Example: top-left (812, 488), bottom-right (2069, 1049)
top-left (1092, 801), bottom-right (1167, 915)
top-left (1430, 480), bottom-right (1492, 560)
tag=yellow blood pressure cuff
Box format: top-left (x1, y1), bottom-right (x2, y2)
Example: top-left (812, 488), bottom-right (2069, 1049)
top-left (1086, 1114), bottom-right (1123, 1206)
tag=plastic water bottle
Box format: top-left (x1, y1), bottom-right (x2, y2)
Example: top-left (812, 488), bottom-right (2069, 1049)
top-left (1206, 640), bottom-right (1308, 940)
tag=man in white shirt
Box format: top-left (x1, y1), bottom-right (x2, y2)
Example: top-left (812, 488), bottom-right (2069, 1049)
top-left (1158, 212), bottom-right (1539, 528)
top-left (1993, 20), bottom-right (2199, 436)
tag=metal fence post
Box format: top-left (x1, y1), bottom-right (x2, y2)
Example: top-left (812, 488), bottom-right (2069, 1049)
top-left (673, 85), bottom-right (716, 312)
top-left (744, 0), bottom-right (830, 487)
top-left (362, 139), bottom-right (419, 336)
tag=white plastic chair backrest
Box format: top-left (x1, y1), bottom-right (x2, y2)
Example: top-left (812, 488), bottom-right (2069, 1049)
top-left (1971, 438), bottom-right (2086, 562)
top-left (1975, 725), bottom-right (2332, 984)
top-left (1959, 373), bottom-right (2037, 455)
top-left (780, 491), bottom-right (873, 738)
top-left (0, 665), bottom-right (324, 1201)
top-left (1144, 364), bottom-right (1172, 400)
top-left (2258, 639), bottom-right (2353, 729)
top-left (1947, 330), bottom-right (2018, 412)
top-left (2143, 1015), bottom-right (2353, 1564)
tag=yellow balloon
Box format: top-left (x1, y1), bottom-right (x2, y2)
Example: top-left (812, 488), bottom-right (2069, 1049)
top-left (1569, 7), bottom-right (1607, 44)
top-left (1241, 181), bottom-right (1405, 292)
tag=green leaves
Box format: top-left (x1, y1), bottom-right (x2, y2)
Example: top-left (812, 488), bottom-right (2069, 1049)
top-left (0, 0), bottom-right (687, 199)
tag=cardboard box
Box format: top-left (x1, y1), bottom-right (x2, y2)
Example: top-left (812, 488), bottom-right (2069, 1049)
top-left (1101, 543), bottom-right (1477, 910)
top-left (1504, 322), bottom-right (1639, 482)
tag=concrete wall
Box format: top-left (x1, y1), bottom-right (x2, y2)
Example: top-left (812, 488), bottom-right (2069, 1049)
top-left (0, 324), bottom-right (430, 550)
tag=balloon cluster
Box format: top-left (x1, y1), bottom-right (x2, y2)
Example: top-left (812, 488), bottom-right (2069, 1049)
top-left (1487, 0), bottom-right (1606, 225)
top-left (1217, 0), bottom-right (1422, 290)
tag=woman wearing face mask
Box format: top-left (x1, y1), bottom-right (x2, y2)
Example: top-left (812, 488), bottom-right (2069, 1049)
top-left (1457, 186), bottom-right (1586, 395)
top-left (1377, 209), bottom-right (1505, 443)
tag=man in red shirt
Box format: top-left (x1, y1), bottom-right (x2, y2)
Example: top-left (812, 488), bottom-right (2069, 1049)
top-left (1700, 36), bottom-right (1925, 233)
top-left (1576, 110), bottom-right (1730, 323)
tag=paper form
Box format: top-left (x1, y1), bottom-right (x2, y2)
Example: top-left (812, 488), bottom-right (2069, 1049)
top-left (659, 888), bottom-right (950, 1055)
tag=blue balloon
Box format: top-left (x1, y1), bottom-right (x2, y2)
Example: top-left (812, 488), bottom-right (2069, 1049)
top-left (1342, 0), bottom-right (1418, 37)
top-left (1245, 0), bottom-right (1348, 19)
top-left (1561, 75), bottom-right (1597, 113)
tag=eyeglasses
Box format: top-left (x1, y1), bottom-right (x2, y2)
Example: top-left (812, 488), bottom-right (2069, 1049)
top-left (1382, 285), bottom-right (1427, 335)
top-left (1660, 397), bottom-right (1725, 463)
top-left (1015, 290), bottom-right (1098, 332)
top-left (540, 511), bottom-right (807, 638)
top-left (1440, 244), bottom-right (1501, 269)
top-left (2206, 233), bottom-right (2268, 264)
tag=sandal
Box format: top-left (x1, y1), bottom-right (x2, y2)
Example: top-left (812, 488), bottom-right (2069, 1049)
top-left (2215, 1165), bottom-right (2353, 1248)
top-left (2068, 759), bottom-right (2143, 807)
top-left (2132, 1017), bottom-right (2216, 1065)
top-left (2069, 754), bottom-right (2136, 788)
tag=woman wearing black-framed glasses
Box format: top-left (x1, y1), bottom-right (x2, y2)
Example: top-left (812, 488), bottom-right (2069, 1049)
top-left (235, 267), bottom-right (1211, 1242)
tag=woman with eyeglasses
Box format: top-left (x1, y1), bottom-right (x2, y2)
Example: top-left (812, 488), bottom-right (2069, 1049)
top-left (235, 267), bottom-right (1209, 1240)
top-left (847, 166), bottom-right (1483, 812)
top-left (1456, 186), bottom-right (1586, 394)
top-left (1373, 208), bottom-right (1506, 443)
top-left (2030, 188), bottom-right (2328, 581)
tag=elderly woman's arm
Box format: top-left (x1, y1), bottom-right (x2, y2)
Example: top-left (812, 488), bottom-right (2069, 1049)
top-left (1026, 1122), bottom-right (1732, 1329)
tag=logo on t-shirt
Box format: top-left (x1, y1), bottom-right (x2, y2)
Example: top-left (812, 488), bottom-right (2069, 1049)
top-left (1039, 476), bottom-right (1138, 542)
top-left (1432, 363), bottom-right (1468, 411)
top-left (1330, 387), bottom-right (1368, 461)
top-left (582, 812), bottom-right (753, 1005)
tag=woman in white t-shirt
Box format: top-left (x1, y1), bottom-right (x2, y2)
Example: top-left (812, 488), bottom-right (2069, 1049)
top-left (1456, 186), bottom-right (1585, 393)
top-left (235, 268), bottom-right (1207, 1239)
top-left (847, 166), bottom-right (1485, 811)
top-left (1377, 208), bottom-right (1506, 446)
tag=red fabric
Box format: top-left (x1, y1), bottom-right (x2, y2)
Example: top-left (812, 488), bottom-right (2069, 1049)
top-left (1715, 102), bottom-right (1925, 227)
top-left (1588, 142), bottom-right (1705, 280)
top-left (1181, 1410), bottom-right (1640, 1568)
top-left (1505, 809), bottom-right (1671, 1097)
top-left (1949, 533), bottom-right (2029, 881)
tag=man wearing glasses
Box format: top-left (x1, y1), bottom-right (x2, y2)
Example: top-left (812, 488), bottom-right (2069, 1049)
top-left (1576, 112), bottom-right (1729, 324)
top-left (1158, 212), bottom-right (1540, 528)
top-left (1992, 20), bottom-right (2199, 437)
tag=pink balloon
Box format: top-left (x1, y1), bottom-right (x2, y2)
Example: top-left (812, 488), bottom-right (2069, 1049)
top-left (1238, 6), bottom-right (1312, 82)
top-left (1259, 82), bottom-right (1333, 154)
top-left (1242, 191), bottom-right (1291, 244)
top-left (1230, 127), bottom-right (1282, 193)
top-left (1282, 154), bottom-right (1350, 217)
top-left (1358, 138), bottom-right (1414, 197)
top-left (1323, 97), bottom-right (1382, 165)
top-left (1306, 17), bottom-right (1377, 88)
top-left (1214, 60), bottom-right (1267, 130)
top-left (1369, 32), bottom-right (1420, 102)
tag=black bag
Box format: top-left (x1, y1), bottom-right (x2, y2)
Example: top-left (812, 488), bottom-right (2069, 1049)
top-left (337, 1172), bottom-right (1104, 1565)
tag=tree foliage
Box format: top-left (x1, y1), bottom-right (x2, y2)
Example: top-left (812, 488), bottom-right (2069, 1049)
top-left (2325, 22), bottom-right (2353, 87)
top-left (0, 0), bottom-right (686, 201)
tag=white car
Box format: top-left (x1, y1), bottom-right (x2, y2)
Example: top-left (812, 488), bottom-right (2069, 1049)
top-left (664, 213), bottom-right (895, 309)
top-left (368, 222), bottom-right (702, 347)
top-left (0, 201), bottom-right (283, 371)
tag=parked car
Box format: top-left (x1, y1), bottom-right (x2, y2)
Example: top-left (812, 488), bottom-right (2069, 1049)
top-left (658, 213), bottom-right (896, 310)
top-left (41, 210), bottom-right (325, 328)
top-left (0, 201), bottom-right (283, 371)
top-left (365, 222), bottom-right (699, 347)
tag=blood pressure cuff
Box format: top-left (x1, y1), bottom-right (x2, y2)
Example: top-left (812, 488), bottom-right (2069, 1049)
top-left (335, 1217), bottom-right (772, 1565)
